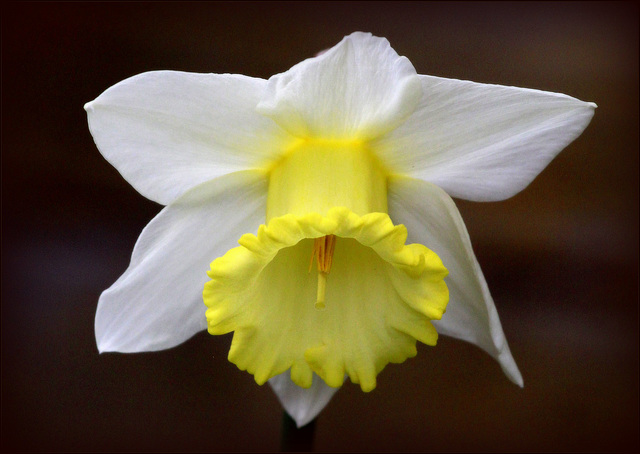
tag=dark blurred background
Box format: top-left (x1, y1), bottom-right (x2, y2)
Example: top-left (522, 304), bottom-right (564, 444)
top-left (2, 2), bottom-right (638, 452)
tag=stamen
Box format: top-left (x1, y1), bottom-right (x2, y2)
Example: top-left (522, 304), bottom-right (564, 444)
top-left (310, 235), bottom-right (336, 310)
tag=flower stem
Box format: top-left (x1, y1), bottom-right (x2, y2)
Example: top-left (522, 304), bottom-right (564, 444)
top-left (281, 412), bottom-right (316, 452)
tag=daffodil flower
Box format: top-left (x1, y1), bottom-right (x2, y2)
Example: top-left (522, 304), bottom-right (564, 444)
top-left (86, 32), bottom-right (595, 427)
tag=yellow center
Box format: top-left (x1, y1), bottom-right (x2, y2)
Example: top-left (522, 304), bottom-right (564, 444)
top-left (267, 139), bottom-right (389, 310)
top-left (203, 137), bottom-right (449, 392)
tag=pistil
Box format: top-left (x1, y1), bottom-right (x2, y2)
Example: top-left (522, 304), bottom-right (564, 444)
top-left (310, 235), bottom-right (336, 310)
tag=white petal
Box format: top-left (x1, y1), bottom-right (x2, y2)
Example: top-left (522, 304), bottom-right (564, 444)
top-left (96, 170), bottom-right (267, 353)
top-left (256, 32), bottom-right (422, 140)
top-left (86, 71), bottom-right (291, 205)
top-left (388, 176), bottom-right (523, 386)
top-left (269, 372), bottom-right (340, 428)
top-left (376, 75), bottom-right (596, 202)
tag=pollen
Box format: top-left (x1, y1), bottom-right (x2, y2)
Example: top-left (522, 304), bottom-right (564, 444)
top-left (309, 235), bottom-right (336, 310)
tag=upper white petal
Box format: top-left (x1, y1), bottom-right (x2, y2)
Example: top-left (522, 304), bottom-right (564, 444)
top-left (85, 71), bottom-right (291, 205)
top-left (376, 75), bottom-right (596, 201)
top-left (268, 372), bottom-right (340, 428)
top-left (95, 170), bottom-right (267, 353)
top-left (388, 176), bottom-right (523, 386)
top-left (256, 32), bottom-right (422, 140)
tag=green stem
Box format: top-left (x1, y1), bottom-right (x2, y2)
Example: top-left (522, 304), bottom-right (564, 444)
top-left (281, 412), bottom-right (316, 452)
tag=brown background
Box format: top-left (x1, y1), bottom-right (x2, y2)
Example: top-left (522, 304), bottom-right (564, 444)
top-left (2, 2), bottom-right (638, 452)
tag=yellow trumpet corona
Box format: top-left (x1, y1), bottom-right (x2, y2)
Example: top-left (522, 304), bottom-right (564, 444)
top-left (204, 139), bottom-right (449, 392)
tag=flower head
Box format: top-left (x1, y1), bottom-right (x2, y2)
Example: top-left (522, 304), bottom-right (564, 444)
top-left (86, 32), bottom-right (595, 426)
